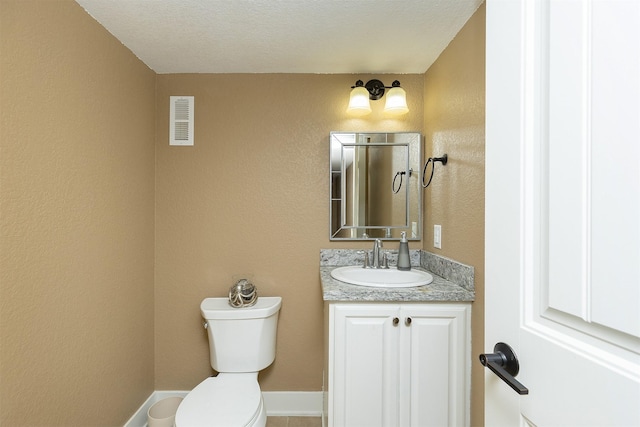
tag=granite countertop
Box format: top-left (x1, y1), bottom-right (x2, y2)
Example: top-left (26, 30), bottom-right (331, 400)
top-left (320, 249), bottom-right (475, 303)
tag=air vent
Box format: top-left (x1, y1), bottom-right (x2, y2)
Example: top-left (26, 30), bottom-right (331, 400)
top-left (169, 96), bottom-right (194, 146)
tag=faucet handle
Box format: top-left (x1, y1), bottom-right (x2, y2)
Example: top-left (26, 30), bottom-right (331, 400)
top-left (363, 251), bottom-right (370, 268)
top-left (382, 252), bottom-right (389, 269)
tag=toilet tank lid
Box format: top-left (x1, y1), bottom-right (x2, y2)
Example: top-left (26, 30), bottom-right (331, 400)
top-left (201, 296), bottom-right (282, 320)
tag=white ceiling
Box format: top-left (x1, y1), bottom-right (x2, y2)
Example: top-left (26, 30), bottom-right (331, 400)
top-left (75, 0), bottom-right (483, 74)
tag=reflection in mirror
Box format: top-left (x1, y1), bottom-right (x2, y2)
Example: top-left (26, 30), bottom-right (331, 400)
top-left (330, 132), bottom-right (422, 240)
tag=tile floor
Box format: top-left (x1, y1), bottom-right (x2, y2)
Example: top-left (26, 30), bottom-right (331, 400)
top-left (266, 416), bottom-right (322, 427)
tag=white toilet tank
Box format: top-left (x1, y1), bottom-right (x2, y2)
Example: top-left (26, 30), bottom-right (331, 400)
top-left (200, 296), bottom-right (281, 373)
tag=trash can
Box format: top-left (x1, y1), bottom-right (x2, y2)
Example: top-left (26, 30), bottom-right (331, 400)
top-left (147, 396), bottom-right (183, 427)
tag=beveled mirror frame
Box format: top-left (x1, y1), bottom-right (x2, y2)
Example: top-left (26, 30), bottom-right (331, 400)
top-left (330, 131), bottom-right (422, 240)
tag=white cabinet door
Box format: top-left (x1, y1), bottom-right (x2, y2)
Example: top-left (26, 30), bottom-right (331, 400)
top-left (329, 304), bottom-right (400, 427)
top-left (400, 304), bottom-right (470, 427)
top-left (329, 303), bottom-right (470, 427)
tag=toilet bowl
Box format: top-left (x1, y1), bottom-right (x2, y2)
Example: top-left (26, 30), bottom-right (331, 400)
top-left (175, 373), bottom-right (265, 427)
top-left (174, 296), bottom-right (281, 427)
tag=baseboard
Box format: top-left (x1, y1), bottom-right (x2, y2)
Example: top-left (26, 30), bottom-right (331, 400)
top-left (262, 391), bottom-right (323, 416)
top-left (123, 390), bottom-right (323, 427)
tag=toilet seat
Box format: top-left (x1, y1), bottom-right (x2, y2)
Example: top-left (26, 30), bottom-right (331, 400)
top-left (175, 373), bottom-right (264, 427)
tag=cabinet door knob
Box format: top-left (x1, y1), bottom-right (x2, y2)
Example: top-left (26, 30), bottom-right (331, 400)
top-left (393, 317), bottom-right (399, 326)
top-left (405, 317), bottom-right (412, 326)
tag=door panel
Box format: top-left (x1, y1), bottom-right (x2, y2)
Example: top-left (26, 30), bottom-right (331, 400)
top-left (589, 0), bottom-right (640, 336)
top-left (544, 0), bottom-right (640, 339)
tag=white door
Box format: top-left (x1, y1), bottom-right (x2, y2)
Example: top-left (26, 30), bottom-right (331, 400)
top-left (485, 0), bottom-right (640, 425)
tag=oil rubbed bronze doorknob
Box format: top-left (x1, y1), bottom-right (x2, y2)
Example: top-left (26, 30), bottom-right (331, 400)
top-left (480, 342), bottom-right (529, 395)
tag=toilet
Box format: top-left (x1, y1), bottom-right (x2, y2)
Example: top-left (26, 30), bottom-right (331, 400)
top-left (175, 296), bottom-right (282, 427)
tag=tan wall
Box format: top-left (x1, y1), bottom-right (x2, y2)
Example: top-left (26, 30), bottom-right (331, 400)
top-left (0, 1), bottom-right (156, 425)
top-left (1, 0), bottom-right (483, 423)
top-left (154, 74), bottom-right (424, 390)
top-left (423, 3), bottom-right (486, 426)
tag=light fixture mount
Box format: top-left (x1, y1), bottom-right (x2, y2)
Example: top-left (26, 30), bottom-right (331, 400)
top-left (351, 79), bottom-right (402, 100)
top-left (364, 79), bottom-right (385, 100)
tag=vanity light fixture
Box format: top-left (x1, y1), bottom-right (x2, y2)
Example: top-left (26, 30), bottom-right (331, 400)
top-left (347, 79), bottom-right (409, 116)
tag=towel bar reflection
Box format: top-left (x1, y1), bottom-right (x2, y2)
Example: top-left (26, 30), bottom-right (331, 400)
top-left (392, 169), bottom-right (413, 194)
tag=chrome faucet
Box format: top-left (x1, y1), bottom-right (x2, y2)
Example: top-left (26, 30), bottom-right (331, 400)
top-left (372, 239), bottom-right (383, 268)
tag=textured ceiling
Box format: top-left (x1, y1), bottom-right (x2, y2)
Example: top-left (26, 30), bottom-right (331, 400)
top-left (75, 0), bottom-right (483, 74)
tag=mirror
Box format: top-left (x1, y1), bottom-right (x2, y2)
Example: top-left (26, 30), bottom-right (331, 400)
top-left (330, 132), bottom-right (422, 240)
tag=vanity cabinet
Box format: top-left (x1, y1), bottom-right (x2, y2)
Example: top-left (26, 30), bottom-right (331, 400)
top-left (326, 303), bottom-right (470, 427)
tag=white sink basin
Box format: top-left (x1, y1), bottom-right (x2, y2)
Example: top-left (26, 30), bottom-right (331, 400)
top-left (330, 266), bottom-right (433, 288)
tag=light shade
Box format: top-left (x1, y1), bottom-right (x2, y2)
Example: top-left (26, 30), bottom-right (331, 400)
top-left (384, 86), bottom-right (409, 115)
top-left (347, 86), bottom-right (372, 116)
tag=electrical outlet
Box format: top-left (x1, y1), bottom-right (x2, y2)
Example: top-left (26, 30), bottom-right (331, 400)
top-left (434, 225), bottom-right (442, 249)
